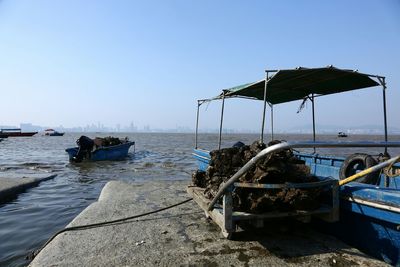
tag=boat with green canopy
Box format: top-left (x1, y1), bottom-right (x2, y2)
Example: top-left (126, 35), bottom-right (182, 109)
top-left (191, 66), bottom-right (400, 265)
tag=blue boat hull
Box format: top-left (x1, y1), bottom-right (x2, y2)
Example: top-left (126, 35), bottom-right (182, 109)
top-left (296, 153), bottom-right (400, 266)
top-left (66, 142), bottom-right (135, 161)
top-left (317, 195), bottom-right (400, 265)
top-left (193, 149), bottom-right (400, 265)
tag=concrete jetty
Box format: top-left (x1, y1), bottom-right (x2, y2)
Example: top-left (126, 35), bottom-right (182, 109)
top-left (0, 174), bottom-right (57, 203)
top-left (30, 180), bottom-right (388, 266)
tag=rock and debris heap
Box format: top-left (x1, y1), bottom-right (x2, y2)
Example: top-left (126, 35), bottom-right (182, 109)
top-left (102, 136), bottom-right (123, 147)
top-left (93, 136), bottom-right (125, 147)
top-left (192, 140), bottom-right (322, 213)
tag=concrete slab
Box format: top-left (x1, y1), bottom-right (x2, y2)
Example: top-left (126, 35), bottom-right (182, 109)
top-left (0, 174), bottom-right (57, 203)
top-left (30, 180), bottom-right (388, 267)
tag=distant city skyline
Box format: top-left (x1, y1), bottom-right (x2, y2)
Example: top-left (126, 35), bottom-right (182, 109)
top-left (1, 122), bottom-right (399, 135)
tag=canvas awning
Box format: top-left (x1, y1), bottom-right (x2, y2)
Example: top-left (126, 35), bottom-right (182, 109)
top-left (195, 66), bottom-right (388, 150)
top-left (215, 66), bottom-right (380, 104)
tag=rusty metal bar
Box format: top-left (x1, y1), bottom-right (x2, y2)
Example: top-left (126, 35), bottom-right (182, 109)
top-left (311, 94), bottom-right (316, 153)
top-left (195, 100), bottom-right (200, 149)
top-left (218, 91), bottom-right (226, 150)
top-left (260, 71), bottom-right (269, 144)
top-left (378, 77), bottom-right (388, 154)
top-left (270, 104), bottom-right (274, 141)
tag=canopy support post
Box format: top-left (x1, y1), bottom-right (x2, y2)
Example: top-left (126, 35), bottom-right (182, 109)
top-left (260, 71), bottom-right (269, 144)
top-left (218, 91), bottom-right (226, 150)
top-left (270, 104), bottom-right (274, 141)
top-left (311, 94), bottom-right (316, 153)
top-left (378, 77), bottom-right (388, 155)
top-left (195, 100), bottom-right (201, 149)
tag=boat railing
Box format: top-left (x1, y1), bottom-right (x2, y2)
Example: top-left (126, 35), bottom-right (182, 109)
top-left (97, 141), bottom-right (135, 150)
top-left (207, 141), bottom-right (400, 211)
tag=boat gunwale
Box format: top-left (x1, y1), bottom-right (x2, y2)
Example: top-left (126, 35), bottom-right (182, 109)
top-left (65, 141), bottom-right (135, 153)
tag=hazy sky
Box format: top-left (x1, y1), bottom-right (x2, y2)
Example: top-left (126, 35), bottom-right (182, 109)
top-left (0, 1), bottom-right (399, 132)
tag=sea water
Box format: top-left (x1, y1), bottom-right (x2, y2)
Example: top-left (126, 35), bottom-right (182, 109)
top-left (0, 132), bottom-right (399, 266)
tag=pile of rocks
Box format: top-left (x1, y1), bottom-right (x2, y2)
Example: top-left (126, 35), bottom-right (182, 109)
top-left (101, 136), bottom-right (123, 147)
top-left (192, 141), bottom-right (322, 213)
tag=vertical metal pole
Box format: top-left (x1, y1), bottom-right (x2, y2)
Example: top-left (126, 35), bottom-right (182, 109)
top-left (260, 71), bottom-right (269, 144)
top-left (218, 92), bottom-right (226, 150)
top-left (195, 101), bottom-right (200, 149)
top-left (223, 185), bottom-right (234, 235)
top-left (270, 104), bottom-right (274, 141)
top-left (381, 77), bottom-right (388, 154)
top-left (311, 94), bottom-right (316, 153)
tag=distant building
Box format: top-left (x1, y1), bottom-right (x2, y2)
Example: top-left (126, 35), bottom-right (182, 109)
top-left (20, 123), bottom-right (44, 132)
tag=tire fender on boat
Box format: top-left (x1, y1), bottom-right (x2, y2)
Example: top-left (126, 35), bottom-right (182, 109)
top-left (339, 153), bottom-right (380, 184)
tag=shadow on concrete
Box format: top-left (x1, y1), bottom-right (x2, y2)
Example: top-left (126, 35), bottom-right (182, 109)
top-left (230, 219), bottom-right (375, 263)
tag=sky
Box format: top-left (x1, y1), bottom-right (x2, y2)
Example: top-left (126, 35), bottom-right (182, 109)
top-left (0, 0), bottom-right (399, 132)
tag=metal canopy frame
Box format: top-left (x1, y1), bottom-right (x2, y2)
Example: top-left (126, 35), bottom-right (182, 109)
top-left (195, 67), bottom-right (389, 153)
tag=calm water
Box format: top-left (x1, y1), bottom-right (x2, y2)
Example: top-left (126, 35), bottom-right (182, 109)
top-left (0, 132), bottom-right (399, 266)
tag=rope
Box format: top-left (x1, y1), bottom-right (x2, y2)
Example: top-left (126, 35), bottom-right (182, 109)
top-left (296, 97), bottom-right (308, 113)
top-left (385, 157), bottom-right (400, 178)
top-left (27, 197), bottom-right (193, 261)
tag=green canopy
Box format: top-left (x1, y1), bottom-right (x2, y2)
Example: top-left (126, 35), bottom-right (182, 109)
top-left (221, 66), bottom-right (380, 104)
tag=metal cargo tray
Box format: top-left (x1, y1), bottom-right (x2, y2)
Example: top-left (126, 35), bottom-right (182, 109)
top-left (187, 179), bottom-right (339, 239)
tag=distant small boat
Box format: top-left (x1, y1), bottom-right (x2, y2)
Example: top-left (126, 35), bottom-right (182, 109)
top-left (44, 129), bottom-right (65, 136)
top-left (0, 128), bottom-right (37, 137)
top-left (338, 132), bottom-right (348, 137)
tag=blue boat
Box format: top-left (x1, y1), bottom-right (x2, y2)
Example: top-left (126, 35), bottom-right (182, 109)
top-left (191, 66), bottom-right (400, 265)
top-left (66, 141), bottom-right (135, 161)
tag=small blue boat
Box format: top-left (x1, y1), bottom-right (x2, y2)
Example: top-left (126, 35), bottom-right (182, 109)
top-left (192, 66), bottom-right (400, 265)
top-left (66, 141), bottom-right (135, 161)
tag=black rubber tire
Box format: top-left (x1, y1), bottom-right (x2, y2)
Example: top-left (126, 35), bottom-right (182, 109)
top-left (339, 153), bottom-right (379, 184)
